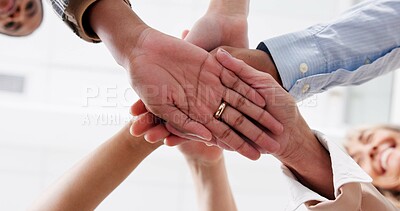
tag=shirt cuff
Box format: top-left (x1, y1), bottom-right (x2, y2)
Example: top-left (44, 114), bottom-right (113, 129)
top-left (281, 130), bottom-right (372, 211)
top-left (60, 0), bottom-right (131, 43)
top-left (261, 26), bottom-right (327, 98)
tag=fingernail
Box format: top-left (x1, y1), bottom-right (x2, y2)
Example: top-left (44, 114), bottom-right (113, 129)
top-left (205, 143), bottom-right (214, 147)
top-left (219, 48), bottom-right (232, 57)
top-left (187, 133), bottom-right (210, 141)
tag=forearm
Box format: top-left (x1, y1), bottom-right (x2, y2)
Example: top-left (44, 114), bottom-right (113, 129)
top-left (261, 0), bottom-right (400, 100)
top-left (207, 0), bottom-right (249, 16)
top-left (30, 124), bottom-right (162, 211)
top-left (87, 0), bottom-right (149, 66)
top-left (187, 157), bottom-right (237, 211)
top-left (277, 118), bottom-right (334, 200)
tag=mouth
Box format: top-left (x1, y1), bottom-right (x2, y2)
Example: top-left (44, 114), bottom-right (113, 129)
top-left (9, 22), bottom-right (21, 32)
top-left (379, 147), bottom-right (395, 173)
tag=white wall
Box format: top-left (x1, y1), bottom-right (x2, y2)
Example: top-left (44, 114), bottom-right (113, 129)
top-left (0, 0), bottom-right (387, 210)
top-left (391, 71), bottom-right (400, 124)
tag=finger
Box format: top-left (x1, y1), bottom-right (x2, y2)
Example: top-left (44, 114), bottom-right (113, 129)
top-left (165, 122), bottom-right (197, 140)
top-left (165, 123), bottom-right (219, 146)
top-left (164, 135), bottom-right (190, 146)
top-left (217, 48), bottom-right (277, 88)
top-left (131, 99), bottom-right (148, 116)
top-left (223, 88), bottom-right (283, 135)
top-left (162, 106), bottom-right (212, 141)
top-left (219, 65), bottom-right (265, 108)
top-left (144, 124), bottom-right (171, 143)
top-left (130, 112), bottom-right (159, 136)
top-left (214, 137), bottom-right (234, 151)
top-left (205, 118), bottom-right (261, 160)
top-left (220, 106), bottom-right (280, 154)
top-left (181, 29), bottom-right (190, 40)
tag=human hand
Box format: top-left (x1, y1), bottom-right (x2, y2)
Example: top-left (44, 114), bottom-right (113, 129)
top-left (182, 12), bottom-right (248, 51)
top-left (148, 45), bottom-right (284, 152)
top-left (210, 46), bottom-right (282, 86)
top-left (182, 0), bottom-right (249, 51)
top-left (130, 100), bottom-right (223, 165)
top-left (216, 49), bottom-right (336, 199)
top-left (215, 48), bottom-right (315, 160)
top-left (128, 28), bottom-right (284, 160)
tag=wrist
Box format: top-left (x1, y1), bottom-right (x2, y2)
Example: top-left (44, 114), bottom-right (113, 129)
top-left (186, 155), bottom-right (224, 169)
top-left (88, 0), bottom-right (150, 66)
top-left (256, 43), bottom-right (282, 86)
top-left (276, 116), bottom-right (320, 166)
top-left (121, 124), bottom-right (162, 153)
top-left (276, 120), bottom-right (334, 199)
top-left (207, 0), bottom-right (249, 17)
top-left (186, 156), bottom-right (225, 178)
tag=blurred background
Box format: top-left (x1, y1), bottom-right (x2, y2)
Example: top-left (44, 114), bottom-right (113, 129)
top-left (0, 0), bottom-right (399, 210)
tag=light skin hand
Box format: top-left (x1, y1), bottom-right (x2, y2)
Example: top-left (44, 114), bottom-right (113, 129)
top-left (129, 29), bottom-right (285, 159)
top-left (135, 45), bottom-right (285, 154)
top-left (130, 99), bottom-right (232, 152)
top-left (215, 48), bottom-right (335, 199)
top-left (130, 104), bottom-right (237, 211)
top-left (183, 0), bottom-right (249, 51)
top-left (136, 0), bottom-right (250, 144)
top-left (29, 123), bottom-right (162, 211)
top-left (88, 0), bottom-right (283, 160)
top-left (131, 0), bottom-right (287, 156)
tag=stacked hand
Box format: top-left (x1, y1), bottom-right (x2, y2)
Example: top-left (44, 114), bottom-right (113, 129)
top-left (131, 100), bottom-right (223, 165)
top-left (128, 4), bottom-right (285, 159)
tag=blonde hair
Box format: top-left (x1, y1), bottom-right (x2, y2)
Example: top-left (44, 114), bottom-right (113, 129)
top-left (344, 124), bottom-right (400, 208)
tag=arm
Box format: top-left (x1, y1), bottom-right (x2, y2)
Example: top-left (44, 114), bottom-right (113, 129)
top-left (47, 0), bottom-right (284, 160)
top-left (216, 49), bottom-right (398, 210)
top-left (29, 123), bottom-right (162, 211)
top-left (131, 101), bottom-right (237, 211)
top-left (258, 0), bottom-right (400, 101)
top-left (187, 156), bottom-right (237, 211)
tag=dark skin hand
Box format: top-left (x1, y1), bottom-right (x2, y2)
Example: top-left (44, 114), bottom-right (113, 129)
top-left (211, 46), bottom-right (283, 87)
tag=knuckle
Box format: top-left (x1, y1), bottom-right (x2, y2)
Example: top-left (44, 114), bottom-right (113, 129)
top-left (254, 131), bottom-right (266, 146)
top-left (235, 96), bottom-right (246, 109)
top-left (232, 114), bottom-right (245, 128)
top-left (244, 86), bottom-right (252, 97)
top-left (257, 111), bottom-right (268, 122)
top-left (235, 140), bottom-right (248, 153)
top-left (221, 128), bottom-right (233, 140)
top-left (232, 76), bottom-right (241, 90)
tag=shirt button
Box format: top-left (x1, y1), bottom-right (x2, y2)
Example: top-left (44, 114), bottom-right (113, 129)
top-left (365, 58), bottom-right (371, 64)
top-left (299, 63), bottom-right (309, 73)
top-left (302, 84), bottom-right (310, 93)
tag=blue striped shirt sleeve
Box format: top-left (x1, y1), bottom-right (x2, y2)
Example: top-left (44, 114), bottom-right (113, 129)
top-left (261, 0), bottom-right (400, 101)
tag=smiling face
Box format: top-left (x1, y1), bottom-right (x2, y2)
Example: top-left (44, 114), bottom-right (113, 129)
top-left (346, 126), bottom-right (400, 191)
top-left (0, 0), bottom-right (43, 36)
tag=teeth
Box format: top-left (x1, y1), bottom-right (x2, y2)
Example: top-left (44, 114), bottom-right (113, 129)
top-left (380, 148), bottom-right (394, 171)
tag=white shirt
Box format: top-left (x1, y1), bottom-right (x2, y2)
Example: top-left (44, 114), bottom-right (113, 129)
top-left (281, 130), bottom-right (372, 211)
